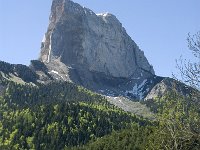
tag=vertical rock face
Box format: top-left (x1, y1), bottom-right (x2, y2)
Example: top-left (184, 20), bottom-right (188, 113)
top-left (40, 0), bottom-right (154, 78)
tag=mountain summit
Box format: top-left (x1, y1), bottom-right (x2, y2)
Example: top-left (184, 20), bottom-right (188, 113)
top-left (0, 0), bottom-right (198, 116)
top-left (35, 0), bottom-right (195, 102)
top-left (40, 0), bottom-right (154, 79)
top-left (0, 1), bottom-right (199, 149)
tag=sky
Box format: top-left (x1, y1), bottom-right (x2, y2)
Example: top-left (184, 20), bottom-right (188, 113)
top-left (0, 0), bottom-right (200, 78)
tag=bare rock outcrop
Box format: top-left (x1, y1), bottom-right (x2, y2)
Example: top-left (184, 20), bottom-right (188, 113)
top-left (40, 0), bottom-right (154, 80)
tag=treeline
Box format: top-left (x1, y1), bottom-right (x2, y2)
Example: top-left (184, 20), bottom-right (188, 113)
top-left (74, 93), bottom-right (200, 150)
top-left (0, 71), bottom-right (199, 149)
top-left (30, 60), bottom-right (48, 72)
top-left (0, 60), bottom-right (38, 83)
top-left (0, 98), bottom-right (144, 149)
top-left (3, 81), bottom-right (112, 108)
top-left (72, 125), bottom-right (153, 150)
top-left (0, 80), bottom-right (150, 149)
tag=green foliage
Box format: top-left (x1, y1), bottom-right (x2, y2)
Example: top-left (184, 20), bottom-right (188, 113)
top-left (0, 81), bottom-right (149, 150)
top-left (3, 81), bottom-right (112, 108)
top-left (0, 70), bottom-right (199, 149)
top-left (146, 93), bottom-right (200, 150)
top-left (14, 64), bottom-right (38, 83)
top-left (71, 124), bottom-right (153, 150)
top-left (0, 61), bottom-right (13, 74)
top-left (0, 60), bottom-right (38, 83)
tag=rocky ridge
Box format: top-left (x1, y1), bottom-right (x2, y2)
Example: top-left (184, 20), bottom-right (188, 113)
top-left (38, 0), bottom-right (158, 99)
top-left (0, 0), bottom-right (198, 117)
top-left (40, 0), bottom-right (154, 78)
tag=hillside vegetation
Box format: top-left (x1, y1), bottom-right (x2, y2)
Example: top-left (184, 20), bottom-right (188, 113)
top-left (0, 61), bottom-right (199, 150)
top-left (0, 79), bottom-right (151, 149)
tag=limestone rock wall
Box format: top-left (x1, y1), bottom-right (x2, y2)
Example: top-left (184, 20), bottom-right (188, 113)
top-left (40, 0), bottom-right (154, 78)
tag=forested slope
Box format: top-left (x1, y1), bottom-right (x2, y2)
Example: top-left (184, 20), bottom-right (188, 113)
top-left (0, 79), bottom-right (150, 149)
top-left (0, 61), bottom-right (199, 150)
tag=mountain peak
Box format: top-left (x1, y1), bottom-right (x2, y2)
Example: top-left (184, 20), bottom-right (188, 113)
top-left (39, 0), bottom-right (155, 96)
top-left (40, 0), bottom-right (154, 79)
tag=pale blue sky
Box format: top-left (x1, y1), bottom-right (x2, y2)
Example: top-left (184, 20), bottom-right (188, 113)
top-left (0, 0), bottom-right (199, 77)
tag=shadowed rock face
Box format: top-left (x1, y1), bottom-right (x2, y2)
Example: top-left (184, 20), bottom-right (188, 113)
top-left (0, 1), bottom-right (198, 118)
top-left (40, 0), bottom-right (154, 79)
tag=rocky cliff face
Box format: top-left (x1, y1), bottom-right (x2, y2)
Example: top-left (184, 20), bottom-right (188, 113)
top-left (38, 0), bottom-right (173, 101)
top-left (40, 0), bottom-right (154, 79)
top-left (0, 0), bottom-right (199, 118)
